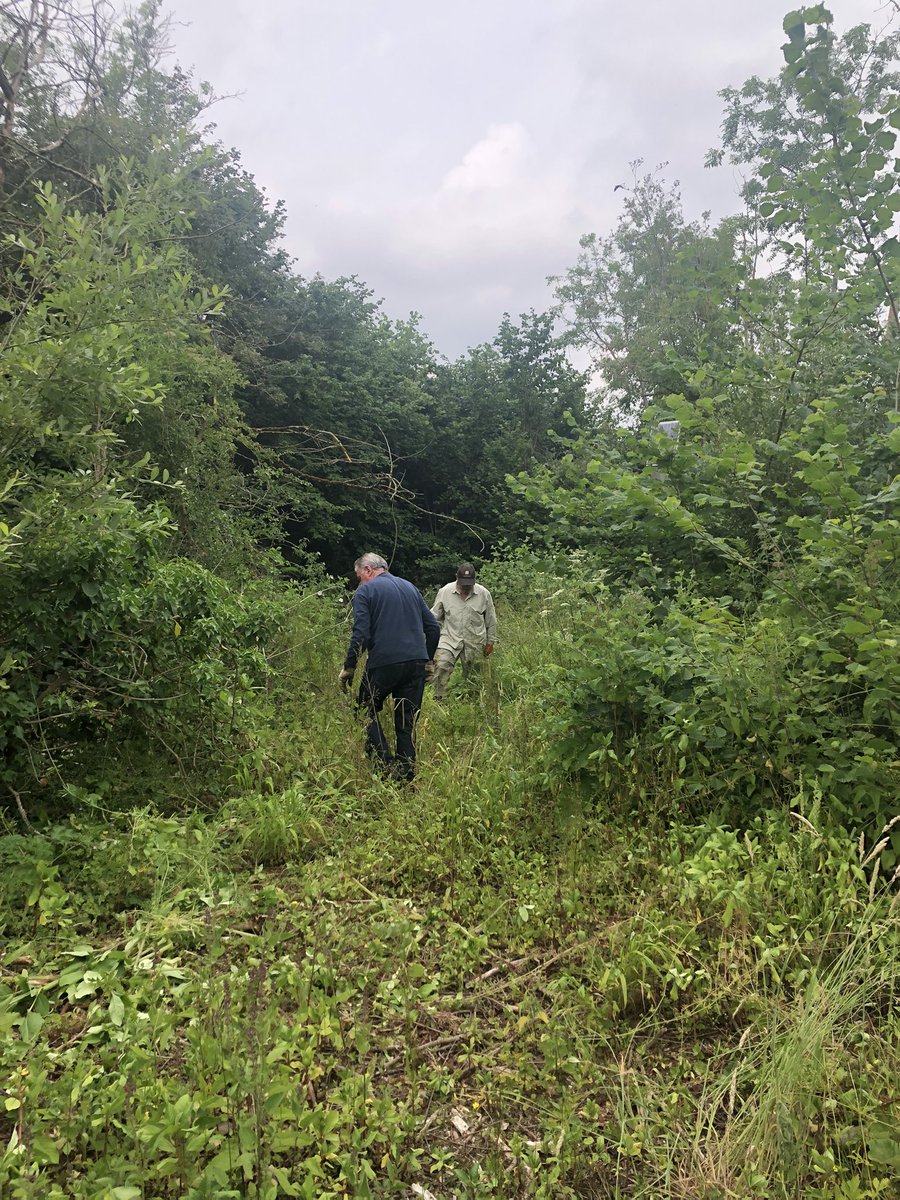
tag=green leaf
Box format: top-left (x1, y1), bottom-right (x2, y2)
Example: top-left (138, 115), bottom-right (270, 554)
top-left (108, 992), bottom-right (125, 1027)
top-left (868, 1123), bottom-right (900, 1168)
top-left (19, 1011), bottom-right (43, 1042)
top-left (30, 1134), bottom-right (60, 1165)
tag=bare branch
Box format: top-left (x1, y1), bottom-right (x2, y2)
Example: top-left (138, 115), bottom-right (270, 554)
top-left (0, 0), bottom-right (113, 177)
top-left (10, 786), bottom-right (36, 832)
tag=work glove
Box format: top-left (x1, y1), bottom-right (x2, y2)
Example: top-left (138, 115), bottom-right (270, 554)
top-left (338, 667), bottom-right (354, 692)
top-left (424, 660), bottom-right (435, 682)
top-left (483, 643), bottom-right (494, 658)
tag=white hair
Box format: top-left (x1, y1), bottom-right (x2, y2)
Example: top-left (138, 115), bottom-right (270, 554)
top-left (354, 552), bottom-right (388, 572)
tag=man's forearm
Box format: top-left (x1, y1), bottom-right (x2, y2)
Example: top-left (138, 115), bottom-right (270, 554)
top-left (485, 609), bottom-right (497, 644)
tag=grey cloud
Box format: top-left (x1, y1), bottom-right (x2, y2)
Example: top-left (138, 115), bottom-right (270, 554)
top-left (164, 0), bottom-right (887, 358)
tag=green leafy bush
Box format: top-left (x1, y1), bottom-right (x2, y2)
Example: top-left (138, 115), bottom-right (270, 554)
top-left (0, 162), bottom-right (282, 810)
top-left (539, 580), bottom-right (898, 831)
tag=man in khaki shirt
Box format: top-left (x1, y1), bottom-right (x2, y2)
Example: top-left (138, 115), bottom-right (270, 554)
top-left (430, 563), bottom-right (497, 701)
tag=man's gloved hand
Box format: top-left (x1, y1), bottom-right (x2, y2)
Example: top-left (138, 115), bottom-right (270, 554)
top-left (483, 643), bottom-right (494, 658)
top-left (424, 660), bottom-right (435, 682)
top-left (338, 667), bottom-right (354, 692)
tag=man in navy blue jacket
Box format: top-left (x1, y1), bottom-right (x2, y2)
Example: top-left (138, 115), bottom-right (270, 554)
top-left (338, 552), bottom-right (440, 781)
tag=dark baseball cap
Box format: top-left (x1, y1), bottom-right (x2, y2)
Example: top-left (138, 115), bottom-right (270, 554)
top-left (456, 563), bottom-right (477, 581)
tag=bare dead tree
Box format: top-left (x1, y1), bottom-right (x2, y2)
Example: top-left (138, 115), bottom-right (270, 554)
top-left (0, 0), bottom-right (113, 181)
top-left (251, 423), bottom-right (487, 548)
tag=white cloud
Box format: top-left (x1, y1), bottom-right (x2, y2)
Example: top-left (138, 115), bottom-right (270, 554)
top-left (290, 118), bottom-right (620, 353)
top-left (442, 122), bottom-right (529, 192)
top-left (390, 123), bottom-right (603, 268)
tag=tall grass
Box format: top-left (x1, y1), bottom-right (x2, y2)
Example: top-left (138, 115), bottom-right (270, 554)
top-left (676, 909), bottom-right (898, 1196)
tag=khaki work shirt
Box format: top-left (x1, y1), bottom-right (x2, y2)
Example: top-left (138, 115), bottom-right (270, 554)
top-left (431, 582), bottom-right (497, 658)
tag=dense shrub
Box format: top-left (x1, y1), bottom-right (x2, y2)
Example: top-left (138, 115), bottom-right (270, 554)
top-left (539, 581), bottom-right (898, 835)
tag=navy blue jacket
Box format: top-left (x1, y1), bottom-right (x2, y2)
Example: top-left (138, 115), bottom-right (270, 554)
top-left (344, 572), bottom-right (440, 671)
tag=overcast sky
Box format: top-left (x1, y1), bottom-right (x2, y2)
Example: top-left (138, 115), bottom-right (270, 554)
top-left (162, 0), bottom-right (895, 360)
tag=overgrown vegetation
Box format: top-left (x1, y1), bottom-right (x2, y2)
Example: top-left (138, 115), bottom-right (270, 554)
top-left (1, 589), bottom-right (897, 1198)
top-left (1, 1), bottom-right (898, 1196)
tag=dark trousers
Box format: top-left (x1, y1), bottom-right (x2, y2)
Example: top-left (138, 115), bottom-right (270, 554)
top-left (356, 660), bottom-right (426, 779)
